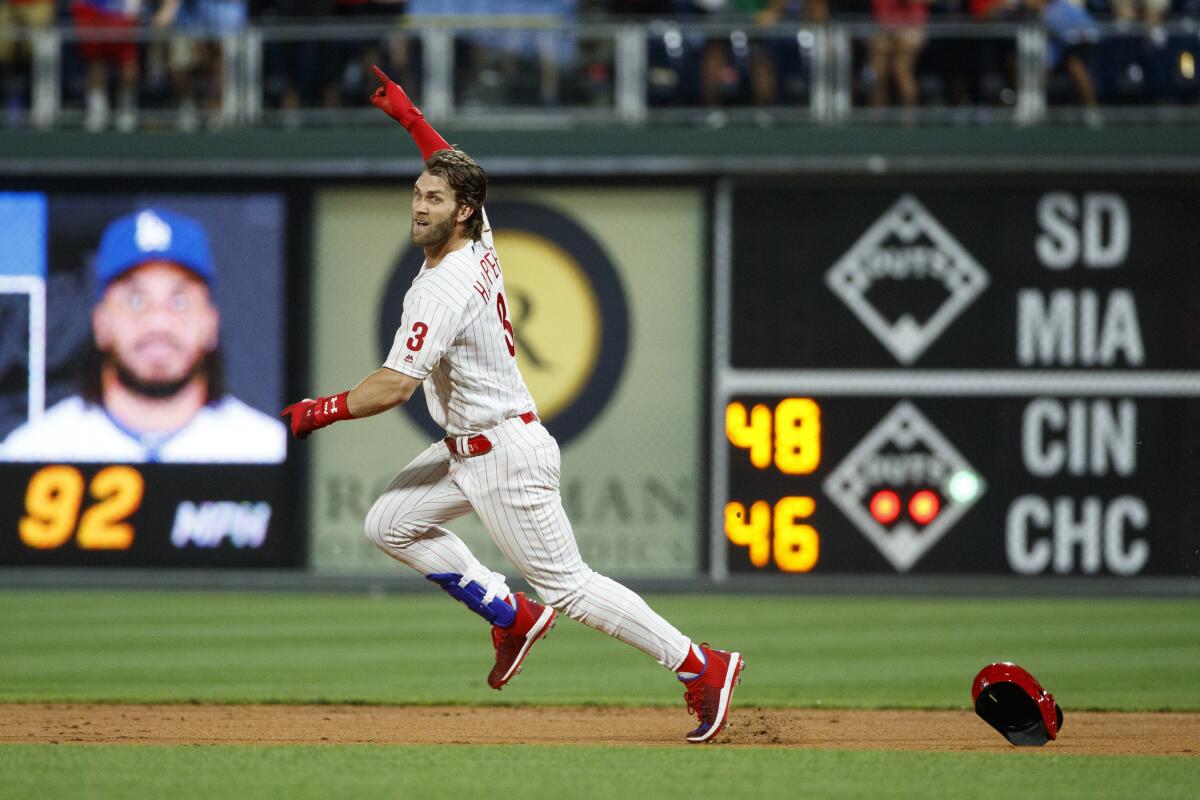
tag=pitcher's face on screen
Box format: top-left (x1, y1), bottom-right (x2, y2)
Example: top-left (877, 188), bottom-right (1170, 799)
top-left (92, 261), bottom-right (219, 393)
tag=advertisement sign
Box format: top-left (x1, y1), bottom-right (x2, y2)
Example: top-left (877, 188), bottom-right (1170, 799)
top-left (719, 179), bottom-right (1200, 576)
top-left (311, 185), bottom-right (705, 578)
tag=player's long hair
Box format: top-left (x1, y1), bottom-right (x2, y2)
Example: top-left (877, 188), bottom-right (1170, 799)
top-left (426, 149), bottom-right (487, 242)
top-left (80, 343), bottom-right (227, 408)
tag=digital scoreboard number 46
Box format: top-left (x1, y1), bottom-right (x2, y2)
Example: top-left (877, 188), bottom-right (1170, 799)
top-left (724, 398), bottom-right (822, 572)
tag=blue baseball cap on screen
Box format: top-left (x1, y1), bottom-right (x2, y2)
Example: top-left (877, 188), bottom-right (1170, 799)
top-left (94, 209), bottom-right (216, 296)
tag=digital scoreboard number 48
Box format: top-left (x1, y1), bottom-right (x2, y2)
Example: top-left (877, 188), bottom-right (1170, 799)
top-left (724, 399), bottom-right (821, 572)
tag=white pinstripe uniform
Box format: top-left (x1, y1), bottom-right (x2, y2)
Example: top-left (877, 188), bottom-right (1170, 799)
top-left (364, 213), bottom-right (692, 671)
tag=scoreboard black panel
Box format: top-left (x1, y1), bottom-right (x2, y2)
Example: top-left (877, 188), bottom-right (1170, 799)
top-left (715, 177), bottom-right (1200, 577)
top-left (729, 182), bottom-right (1200, 371)
top-left (723, 395), bottom-right (1199, 576)
top-left (0, 464), bottom-right (296, 567)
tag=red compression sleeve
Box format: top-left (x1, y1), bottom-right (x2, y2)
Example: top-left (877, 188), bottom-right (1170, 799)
top-left (407, 116), bottom-right (452, 161)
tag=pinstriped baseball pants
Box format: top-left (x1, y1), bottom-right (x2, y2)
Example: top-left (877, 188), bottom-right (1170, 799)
top-left (364, 416), bottom-right (692, 671)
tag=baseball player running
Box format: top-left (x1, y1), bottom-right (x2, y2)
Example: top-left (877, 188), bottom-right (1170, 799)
top-left (281, 66), bottom-right (743, 743)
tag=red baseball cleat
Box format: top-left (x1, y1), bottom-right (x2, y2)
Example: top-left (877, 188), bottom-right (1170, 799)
top-left (488, 592), bottom-right (557, 690)
top-left (682, 644), bottom-right (745, 743)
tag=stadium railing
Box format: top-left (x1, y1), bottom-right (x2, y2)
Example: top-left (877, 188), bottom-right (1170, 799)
top-left (1, 16), bottom-right (1197, 131)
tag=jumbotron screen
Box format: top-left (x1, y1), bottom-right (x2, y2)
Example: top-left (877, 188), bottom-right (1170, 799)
top-left (0, 192), bottom-right (297, 567)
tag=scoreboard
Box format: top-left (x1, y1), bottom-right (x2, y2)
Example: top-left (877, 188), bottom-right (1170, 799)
top-left (0, 191), bottom-right (297, 568)
top-left (711, 178), bottom-right (1200, 578)
top-left (0, 464), bottom-right (294, 567)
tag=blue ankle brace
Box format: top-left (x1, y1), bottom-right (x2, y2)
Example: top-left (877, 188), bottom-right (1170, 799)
top-left (426, 573), bottom-right (516, 628)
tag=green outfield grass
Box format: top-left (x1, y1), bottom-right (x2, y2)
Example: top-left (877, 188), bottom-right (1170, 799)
top-left (0, 590), bottom-right (1197, 710)
top-left (1, 744), bottom-right (1197, 800)
top-left (2, 590), bottom-right (1196, 800)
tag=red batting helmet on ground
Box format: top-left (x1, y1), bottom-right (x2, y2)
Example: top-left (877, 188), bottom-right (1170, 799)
top-left (971, 662), bottom-right (1064, 746)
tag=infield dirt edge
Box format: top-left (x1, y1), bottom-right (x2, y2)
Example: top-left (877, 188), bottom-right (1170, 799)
top-left (1, 704), bottom-right (1196, 756)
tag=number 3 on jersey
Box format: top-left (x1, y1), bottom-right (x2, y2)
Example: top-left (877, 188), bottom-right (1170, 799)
top-left (407, 322), bottom-right (428, 351)
top-left (496, 292), bottom-right (516, 357)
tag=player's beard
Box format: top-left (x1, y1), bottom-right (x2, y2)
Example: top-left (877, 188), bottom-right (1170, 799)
top-left (84, 344), bottom-right (224, 407)
top-left (109, 356), bottom-right (205, 400)
top-left (411, 213), bottom-right (456, 247)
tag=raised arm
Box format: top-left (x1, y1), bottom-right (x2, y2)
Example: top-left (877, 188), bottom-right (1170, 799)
top-left (370, 66), bottom-right (451, 161)
top-left (371, 65), bottom-right (491, 246)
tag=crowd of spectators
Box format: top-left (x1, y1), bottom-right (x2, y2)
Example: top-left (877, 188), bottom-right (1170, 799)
top-left (629, 0), bottom-right (1199, 116)
top-left (0, 0), bottom-right (1196, 130)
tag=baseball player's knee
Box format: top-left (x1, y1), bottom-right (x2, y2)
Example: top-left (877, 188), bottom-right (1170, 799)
top-left (363, 502), bottom-right (422, 552)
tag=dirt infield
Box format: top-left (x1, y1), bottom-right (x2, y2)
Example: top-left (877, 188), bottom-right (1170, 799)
top-left (1, 705), bottom-right (1196, 755)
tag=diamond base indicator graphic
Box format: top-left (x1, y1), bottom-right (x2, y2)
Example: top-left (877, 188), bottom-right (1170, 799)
top-left (822, 402), bottom-right (986, 572)
top-left (825, 194), bottom-right (989, 365)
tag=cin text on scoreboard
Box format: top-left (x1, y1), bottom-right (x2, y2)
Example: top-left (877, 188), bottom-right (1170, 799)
top-left (711, 178), bottom-right (1200, 577)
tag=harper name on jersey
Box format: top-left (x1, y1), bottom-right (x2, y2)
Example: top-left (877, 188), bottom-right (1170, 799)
top-left (384, 214), bottom-right (536, 437)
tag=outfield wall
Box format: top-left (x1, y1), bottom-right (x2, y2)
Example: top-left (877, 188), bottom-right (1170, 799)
top-left (0, 127), bottom-right (1197, 587)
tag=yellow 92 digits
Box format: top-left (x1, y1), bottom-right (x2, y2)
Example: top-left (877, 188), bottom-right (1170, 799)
top-left (19, 465), bottom-right (144, 550)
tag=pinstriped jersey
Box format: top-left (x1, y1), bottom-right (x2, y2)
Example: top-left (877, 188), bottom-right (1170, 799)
top-left (384, 213), bottom-right (536, 436)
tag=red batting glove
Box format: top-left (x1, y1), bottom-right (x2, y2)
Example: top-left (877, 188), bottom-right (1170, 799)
top-left (370, 65), bottom-right (424, 130)
top-left (280, 391), bottom-right (353, 439)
